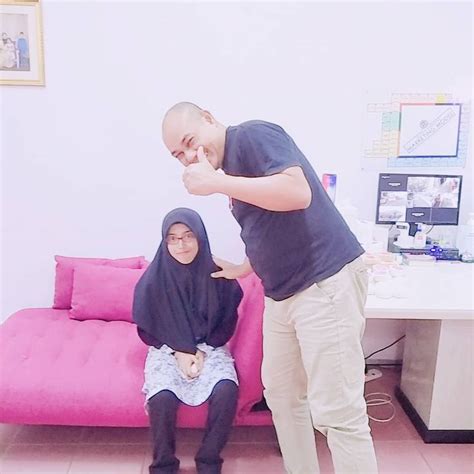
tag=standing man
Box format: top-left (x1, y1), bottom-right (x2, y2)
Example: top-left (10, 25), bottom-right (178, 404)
top-left (161, 102), bottom-right (378, 474)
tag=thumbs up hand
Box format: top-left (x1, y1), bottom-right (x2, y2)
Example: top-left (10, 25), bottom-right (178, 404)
top-left (182, 146), bottom-right (220, 196)
top-left (195, 145), bottom-right (212, 165)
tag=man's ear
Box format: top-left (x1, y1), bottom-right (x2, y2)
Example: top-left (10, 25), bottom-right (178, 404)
top-left (202, 110), bottom-right (214, 125)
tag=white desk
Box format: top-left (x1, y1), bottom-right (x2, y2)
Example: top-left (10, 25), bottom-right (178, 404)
top-left (365, 262), bottom-right (474, 442)
top-left (366, 262), bottom-right (473, 319)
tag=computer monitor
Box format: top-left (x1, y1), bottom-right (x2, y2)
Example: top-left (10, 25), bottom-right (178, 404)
top-left (376, 173), bottom-right (462, 234)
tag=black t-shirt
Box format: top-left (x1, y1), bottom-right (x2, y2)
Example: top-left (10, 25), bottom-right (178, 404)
top-left (222, 120), bottom-right (364, 301)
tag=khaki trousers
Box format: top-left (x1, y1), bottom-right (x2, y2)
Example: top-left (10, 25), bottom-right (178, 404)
top-left (262, 256), bottom-right (378, 474)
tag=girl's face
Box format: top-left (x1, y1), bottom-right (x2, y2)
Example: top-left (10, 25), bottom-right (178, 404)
top-left (166, 223), bottom-right (199, 264)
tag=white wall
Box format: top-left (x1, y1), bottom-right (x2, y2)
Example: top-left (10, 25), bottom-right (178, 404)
top-left (1, 1), bottom-right (472, 359)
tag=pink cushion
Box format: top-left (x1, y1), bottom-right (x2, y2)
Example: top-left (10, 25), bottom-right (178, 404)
top-left (53, 255), bottom-right (146, 309)
top-left (70, 265), bottom-right (146, 322)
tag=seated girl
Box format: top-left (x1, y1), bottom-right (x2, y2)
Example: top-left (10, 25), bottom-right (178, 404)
top-left (133, 208), bottom-right (243, 474)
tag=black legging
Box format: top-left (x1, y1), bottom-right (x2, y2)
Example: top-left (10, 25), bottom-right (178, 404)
top-left (147, 380), bottom-right (239, 474)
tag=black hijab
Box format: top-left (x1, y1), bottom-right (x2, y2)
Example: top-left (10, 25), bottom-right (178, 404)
top-left (133, 208), bottom-right (243, 354)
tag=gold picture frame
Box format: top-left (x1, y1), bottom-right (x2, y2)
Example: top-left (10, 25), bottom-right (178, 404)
top-left (0, 0), bottom-right (44, 85)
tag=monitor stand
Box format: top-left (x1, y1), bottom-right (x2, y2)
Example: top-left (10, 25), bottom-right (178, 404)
top-left (408, 222), bottom-right (419, 237)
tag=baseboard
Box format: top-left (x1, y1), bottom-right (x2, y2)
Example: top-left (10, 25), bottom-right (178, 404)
top-left (365, 358), bottom-right (403, 366)
top-left (395, 386), bottom-right (474, 443)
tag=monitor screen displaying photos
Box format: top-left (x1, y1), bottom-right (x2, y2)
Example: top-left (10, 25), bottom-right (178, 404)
top-left (376, 173), bottom-right (462, 225)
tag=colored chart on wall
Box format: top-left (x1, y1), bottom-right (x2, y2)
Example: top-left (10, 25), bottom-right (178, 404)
top-left (362, 93), bottom-right (470, 169)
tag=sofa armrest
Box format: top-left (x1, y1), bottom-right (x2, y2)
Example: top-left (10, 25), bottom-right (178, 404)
top-left (228, 273), bottom-right (265, 417)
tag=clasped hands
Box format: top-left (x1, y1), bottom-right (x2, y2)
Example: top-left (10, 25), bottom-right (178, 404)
top-left (174, 349), bottom-right (205, 380)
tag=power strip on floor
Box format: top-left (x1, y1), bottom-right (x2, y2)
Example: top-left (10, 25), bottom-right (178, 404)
top-left (365, 368), bottom-right (382, 383)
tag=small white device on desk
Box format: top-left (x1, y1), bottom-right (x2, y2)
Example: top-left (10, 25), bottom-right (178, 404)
top-left (392, 221), bottom-right (412, 248)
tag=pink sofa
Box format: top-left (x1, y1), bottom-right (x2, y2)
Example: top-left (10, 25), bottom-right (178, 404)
top-left (0, 272), bottom-right (272, 428)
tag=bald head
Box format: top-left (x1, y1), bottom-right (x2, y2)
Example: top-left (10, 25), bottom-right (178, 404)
top-left (164, 101), bottom-right (202, 118)
top-left (162, 102), bottom-right (203, 132)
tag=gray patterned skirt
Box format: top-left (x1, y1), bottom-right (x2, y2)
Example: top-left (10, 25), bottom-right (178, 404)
top-left (143, 343), bottom-right (238, 406)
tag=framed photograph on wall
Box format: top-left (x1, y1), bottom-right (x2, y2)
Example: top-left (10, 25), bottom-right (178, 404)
top-left (398, 103), bottom-right (461, 158)
top-left (0, 0), bottom-right (44, 85)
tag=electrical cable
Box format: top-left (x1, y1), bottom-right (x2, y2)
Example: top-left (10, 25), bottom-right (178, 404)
top-left (425, 225), bottom-right (435, 235)
top-left (365, 392), bottom-right (396, 423)
top-left (363, 336), bottom-right (406, 423)
top-left (364, 335), bottom-right (405, 361)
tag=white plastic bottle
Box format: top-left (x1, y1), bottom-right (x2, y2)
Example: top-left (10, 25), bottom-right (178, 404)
top-left (460, 212), bottom-right (474, 263)
top-left (413, 224), bottom-right (427, 249)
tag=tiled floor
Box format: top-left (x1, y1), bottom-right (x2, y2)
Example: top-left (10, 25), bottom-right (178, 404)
top-left (0, 368), bottom-right (472, 473)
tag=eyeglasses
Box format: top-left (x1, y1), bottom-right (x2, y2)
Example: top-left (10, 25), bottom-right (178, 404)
top-left (166, 231), bottom-right (196, 245)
